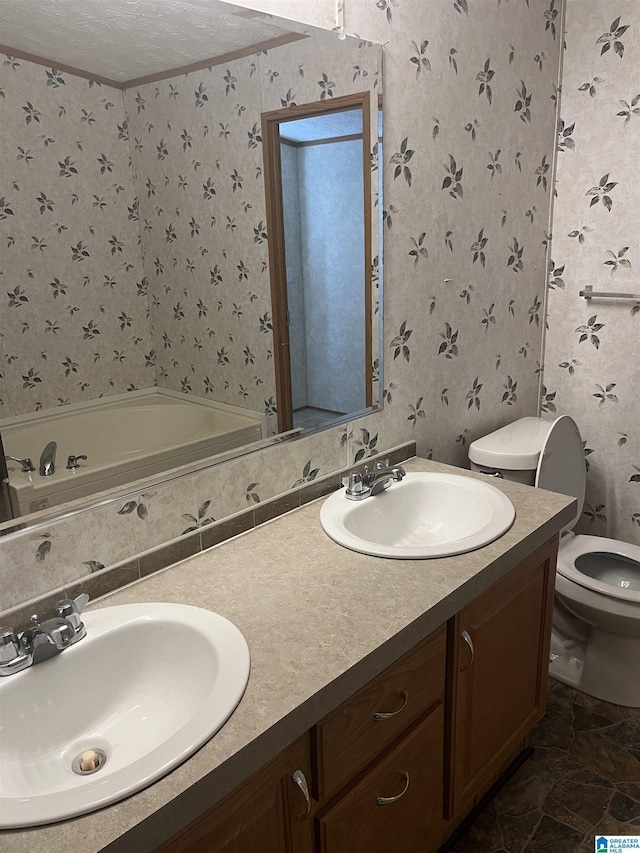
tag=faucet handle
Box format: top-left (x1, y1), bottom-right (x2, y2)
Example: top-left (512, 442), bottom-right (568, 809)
top-left (0, 628), bottom-right (20, 663)
top-left (342, 472), bottom-right (361, 488)
top-left (66, 454), bottom-right (88, 470)
top-left (55, 593), bottom-right (89, 629)
top-left (342, 471), bottom-right (371, 500)
top-left (55, 599), bottom-right (75, 620)
top-left (342, 472), bottom-right (365, 495)
top-left (5, 456), bottom-right (36, 473)
top-left (73, 592), bottom-right (90, 614)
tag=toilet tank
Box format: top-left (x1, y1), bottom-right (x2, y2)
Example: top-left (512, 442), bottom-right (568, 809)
top-left (468, 417), bottom-right (553, 485)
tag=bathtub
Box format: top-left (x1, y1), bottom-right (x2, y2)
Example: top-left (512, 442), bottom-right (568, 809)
top-left (1, 390), bottom-right (266, 518)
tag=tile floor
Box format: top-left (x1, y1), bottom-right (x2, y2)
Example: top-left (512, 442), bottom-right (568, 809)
top-left (451, 681), bottom-right (640, 852)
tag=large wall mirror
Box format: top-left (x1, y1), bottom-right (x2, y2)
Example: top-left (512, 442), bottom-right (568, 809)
top-left (0, 1), bottom-right (383, 532)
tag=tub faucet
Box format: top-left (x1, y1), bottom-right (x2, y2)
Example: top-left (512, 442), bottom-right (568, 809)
top-left (39, 441), bottom-right (57, 476)
top-left (0, 593), bottom-right (89, 676)
top-left (342, 459), bottom-right (406, 500)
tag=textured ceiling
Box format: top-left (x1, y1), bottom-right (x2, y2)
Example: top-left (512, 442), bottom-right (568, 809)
top-left (0, 0), bottom-right (296, 83)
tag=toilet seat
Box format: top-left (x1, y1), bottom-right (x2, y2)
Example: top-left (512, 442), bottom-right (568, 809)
top-left (536, 416), bottom-right (640, 602)
top-left (558, 533), bottom-right (640, 604)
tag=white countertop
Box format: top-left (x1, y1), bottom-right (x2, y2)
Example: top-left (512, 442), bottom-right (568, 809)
top-left (1, 457), bottom-right (575, 853)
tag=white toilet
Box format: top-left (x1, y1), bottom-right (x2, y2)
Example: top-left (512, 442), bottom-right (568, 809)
top-left (468, 415), bottom-right (640, 708)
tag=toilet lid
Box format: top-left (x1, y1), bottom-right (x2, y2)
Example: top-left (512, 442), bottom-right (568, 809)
top-left (534, 415), bottom-right (585, 533)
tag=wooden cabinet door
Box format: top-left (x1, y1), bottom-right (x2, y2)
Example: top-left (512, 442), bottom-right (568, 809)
top-left (317, 705), bottom-right (445, 853)
top-left (447, 537), bottom-right (557, 817)
top-left (155, 734), bottom-right (314, 853)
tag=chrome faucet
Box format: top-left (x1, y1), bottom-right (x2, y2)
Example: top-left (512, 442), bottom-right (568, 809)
top-left (39, 441), bottom-right (57, 476)
top-left (0, 593), bottom-right (89, 676)
top-left (342, 459), bottom-right (406, 500)
top-left (5, 455), bottom-right (35, 473)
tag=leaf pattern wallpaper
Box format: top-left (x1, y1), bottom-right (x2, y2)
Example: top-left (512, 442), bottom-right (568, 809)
top-left (0, 36), bottom-right (379, 427)
top-left (0, 0), bottom-right (578, 612)
top-left (0, 57), bottom-right (152, 416)
top-left (0, 32), bottom-right (380, 609)
top-left (125, 58), bottom-right (275, 418)
top-left (125, 37), bottom-right (379, 422)
top-left (344, 0), bottom-right (563, 465)
top-left (543, 0), bottom-right (639, 545)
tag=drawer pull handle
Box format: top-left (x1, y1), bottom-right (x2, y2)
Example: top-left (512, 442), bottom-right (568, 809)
top-left (376, 771), bottom-right (410, 805)
top-left (460, 630), bottom-right (475, 671)
top-left (373, 690), bottom-right (408, 721)
top-left (292, 769), bottom-right (311, 820)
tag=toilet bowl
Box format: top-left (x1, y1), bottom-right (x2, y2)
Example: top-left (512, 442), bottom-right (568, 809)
top-left (469, 415), bottom-right (640, 707)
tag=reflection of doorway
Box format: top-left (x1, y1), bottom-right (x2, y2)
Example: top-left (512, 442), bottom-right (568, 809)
top-left (262, 93), bottom-right (372, 433)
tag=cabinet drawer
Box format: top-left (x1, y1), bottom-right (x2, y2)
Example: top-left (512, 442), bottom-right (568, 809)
top-left (317, 705), bottom-right (445, 853)
top-left (314, 624), bottom-right (446, 798)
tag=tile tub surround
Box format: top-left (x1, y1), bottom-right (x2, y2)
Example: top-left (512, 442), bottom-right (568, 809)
top-left (0, 456), bottom-right (576, 853)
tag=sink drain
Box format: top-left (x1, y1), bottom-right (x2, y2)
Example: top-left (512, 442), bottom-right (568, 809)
top-left (72, 748), bottom-right (108, 776)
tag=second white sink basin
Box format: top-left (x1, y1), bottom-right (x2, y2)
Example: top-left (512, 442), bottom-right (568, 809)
top-left (0, 602), bottom-right (250, 828)
top-left (320, 471), bottom-right (515, 558)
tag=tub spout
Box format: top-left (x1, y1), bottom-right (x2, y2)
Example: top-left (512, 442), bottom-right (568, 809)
top-left (39, 441), bottom-right (57, 477)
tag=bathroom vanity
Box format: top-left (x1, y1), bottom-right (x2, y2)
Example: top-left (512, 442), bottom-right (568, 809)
top-left (153, 537), bottom-right (557, 853)
top-left (0, 457), bottom-right (575, 853)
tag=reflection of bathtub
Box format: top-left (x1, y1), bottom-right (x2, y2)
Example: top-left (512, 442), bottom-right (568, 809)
top-left (1, 390), bottom-right (266, 517)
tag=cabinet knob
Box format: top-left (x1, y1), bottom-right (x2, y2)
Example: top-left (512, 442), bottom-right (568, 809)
top-left (460, 630), bottom-right (475, 671)
top-left (376, 771), bottom-right (410, 805)
top-left (373, 689), bottom-right (408, 721)
top-left (292, 769), bottom-right (311, 820)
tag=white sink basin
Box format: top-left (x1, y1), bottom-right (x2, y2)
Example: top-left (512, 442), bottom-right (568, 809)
top-left (320, 471), bottom-right (515, 559)
top-left (0, 603), bottom-right (250, 828)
